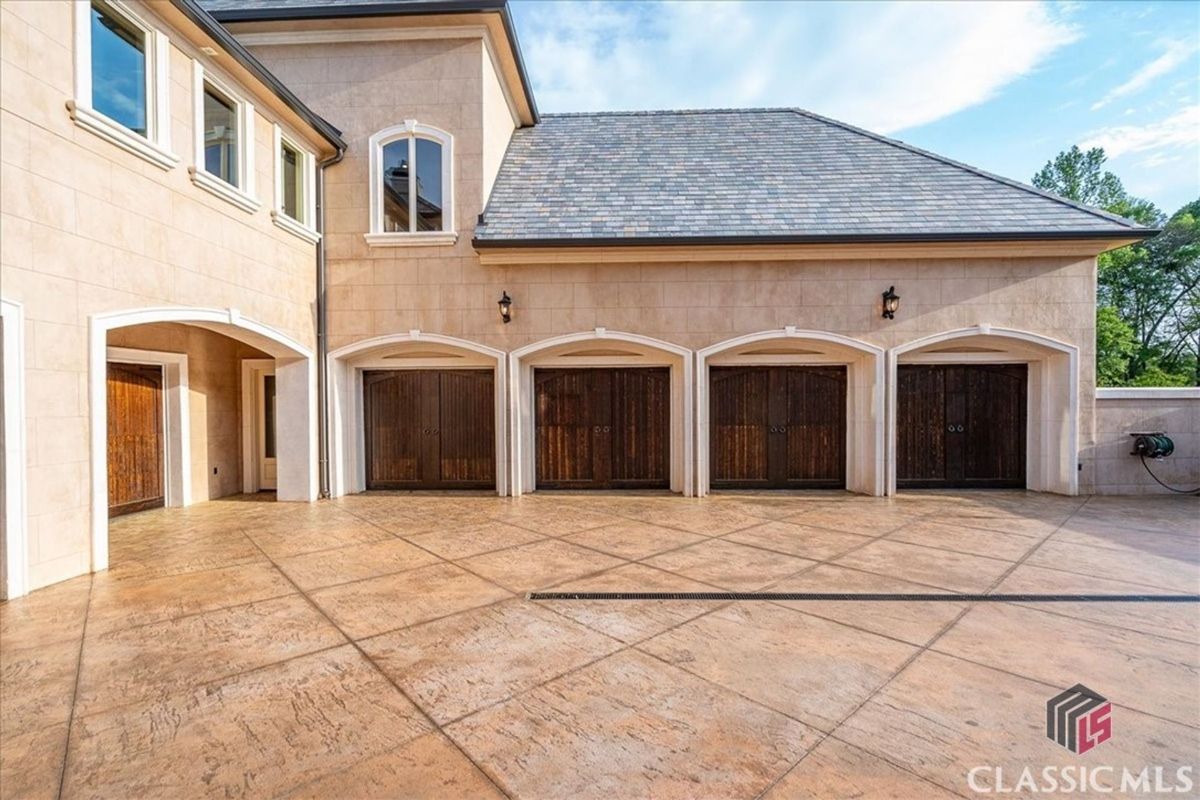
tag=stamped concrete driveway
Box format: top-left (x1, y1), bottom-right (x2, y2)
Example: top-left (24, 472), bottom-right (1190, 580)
top-left (2, 491), bottom-right (1197, 799)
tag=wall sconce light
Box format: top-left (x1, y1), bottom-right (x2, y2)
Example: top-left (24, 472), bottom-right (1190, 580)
top-left (498, 291), bottom-right (513, 323)
top-left (881, 286), bottom-right (900, 319)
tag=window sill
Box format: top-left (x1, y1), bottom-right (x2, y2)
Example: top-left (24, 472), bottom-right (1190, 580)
top-left (364, 231), bottom-right (458, 248)
top-left (67, 101), bottom-right (178, 171)
top-left (272, 210), bottom-right (321, 244)
top-left (189, 167), bottom-right (261, 214)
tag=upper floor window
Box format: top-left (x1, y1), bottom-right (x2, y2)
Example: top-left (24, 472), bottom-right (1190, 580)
top-left (202, 84), bottom-right (238, 186)
top-left (90, 1), bottom-right (146, 135)
top-left (190, 62), bottom-right (258, 213)
top-left (271, 124), bottom-right (319, 243)
top-left (70, 0), bottom-right (176, 169)
top-left (366, 121), bottom-right (455, 247)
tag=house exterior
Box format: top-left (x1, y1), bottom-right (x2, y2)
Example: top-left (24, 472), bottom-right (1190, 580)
top-left (0, 0), bottom-right (1176, 599)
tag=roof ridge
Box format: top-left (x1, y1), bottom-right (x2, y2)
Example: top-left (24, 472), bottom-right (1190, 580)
top-left (784, 107), bottom-right (1142, 230)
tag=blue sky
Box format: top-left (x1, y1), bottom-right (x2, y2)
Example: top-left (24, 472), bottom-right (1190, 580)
top-left (509, 0), bottom-right (1200, 213)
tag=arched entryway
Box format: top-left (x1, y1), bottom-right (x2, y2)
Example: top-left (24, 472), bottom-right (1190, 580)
top-left (697, 327), bottom-right (885, 497)
top-left (510, 329), bottom-right (693, 496)
top-left (327, 332), bottom-right (507, 496)
top-left (89, 307), bottom-right (316, 571)
top-left (888, 325), bottom-right (1078, 495)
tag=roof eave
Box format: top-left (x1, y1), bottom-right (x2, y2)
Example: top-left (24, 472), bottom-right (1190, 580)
top-left (472, 229), bottom-right (1160, 249)
top-left (204, 1), bottom-right (539, 124)
top-left (169, 0), bottom-right (347, 151)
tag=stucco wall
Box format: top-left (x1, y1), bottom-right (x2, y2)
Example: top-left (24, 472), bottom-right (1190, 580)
top-left (0, 0), bottom-right (323, 590)
top-left (1092, 389), bottom-right (1200, 495)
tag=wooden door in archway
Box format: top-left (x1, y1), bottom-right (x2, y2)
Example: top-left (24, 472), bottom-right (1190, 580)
top-left (107, 362), bottom-right (165, 516)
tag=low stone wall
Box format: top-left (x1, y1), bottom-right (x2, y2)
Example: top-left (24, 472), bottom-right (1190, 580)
top-left (1093, 388), bottom-right (1200, 495)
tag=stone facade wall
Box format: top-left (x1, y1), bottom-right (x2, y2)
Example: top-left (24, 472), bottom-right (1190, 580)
top-left (1093, 390), bottom-right (1200, 495)
top-left (246, 35), bottom-right (1102, 490)
top-left (0, 0), bottom-right (324, 589)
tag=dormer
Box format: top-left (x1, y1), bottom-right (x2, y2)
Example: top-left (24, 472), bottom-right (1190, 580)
top-left (202, 0), bottom-right (538, 245)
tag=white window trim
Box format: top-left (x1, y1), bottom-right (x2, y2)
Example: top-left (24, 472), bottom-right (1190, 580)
top-left (70, 0), bottom-right (177, 170)
top-left (190, 60), bottom-right (260, 213)
top-left (366, 120), bottom-right (456, 247)
top-left (271, 123), bottom-right (320, 243)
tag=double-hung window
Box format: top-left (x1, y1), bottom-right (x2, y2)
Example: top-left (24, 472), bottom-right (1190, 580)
top-left (190, 62), bottom-right (258, 212)
top-left (271, 124), bottom-right (319, 243)
top-left (70, 0), bottom-right (175, 168)
top-left (366, 121), bottom-right (455, 246)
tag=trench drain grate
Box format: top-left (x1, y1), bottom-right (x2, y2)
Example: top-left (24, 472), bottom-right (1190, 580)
top-left (527, 592), bottom-right (1200, 603)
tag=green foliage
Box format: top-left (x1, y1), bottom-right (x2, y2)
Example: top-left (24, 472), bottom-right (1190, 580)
top-left (1095, 306), bottom-right (1135, 386)
top-left (1033, 146), bottom-right (1198, 386)
top-left (1131, 365), bottom-right (1191, 388)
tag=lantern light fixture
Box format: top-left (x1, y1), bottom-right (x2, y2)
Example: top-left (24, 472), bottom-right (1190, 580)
top-left (498, 291), bottom-right (513, 323)
top-left (882, 286), bottom-right (900, 319)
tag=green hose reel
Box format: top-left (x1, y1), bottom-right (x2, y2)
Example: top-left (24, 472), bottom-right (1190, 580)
top-left (1129, 432), bottom-right (1174, 459)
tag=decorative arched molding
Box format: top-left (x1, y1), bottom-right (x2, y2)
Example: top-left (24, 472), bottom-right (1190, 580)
top-left (89, 307), bottom-right (317, 571)
top-left (1, 299), bottom-right (29, 599)
top-left (696, 328), bottom-right (886, 497)
top-left (328, 331), bottom-right (508, 496)
top-left (366, 120), bottom-right (456, 246)
top-left (887, 325), bottom-right (1079, 496)
top-left (509, 329), bottom-right (694, 496)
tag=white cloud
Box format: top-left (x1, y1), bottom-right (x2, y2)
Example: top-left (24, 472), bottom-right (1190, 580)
top-left (1090, 39), bottom-right (1199, 110)
top-left (513, 0), bottom-right (1078, 132)
top-left (1082, 104), bottom-right (1200, 159)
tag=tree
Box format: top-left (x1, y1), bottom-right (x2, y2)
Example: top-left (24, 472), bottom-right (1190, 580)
top-left (1033, 146), bottom-right (1158, 222)
top-left (1033, 146), bottom-right (1197, 386)
top-left (1095, 306), bottom-right (1135, 386)
top-left (1100, 200), bottom-right (1200, 383)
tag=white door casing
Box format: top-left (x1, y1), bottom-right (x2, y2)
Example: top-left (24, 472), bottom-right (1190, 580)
top-left (106, 347), bottom-right (191, 510)
top-left (509, 329), bottom-right (694, 497)
top-left (327, 331), bottom-right (508, 496)
top-left (1, 299), bottom-right (28, 599)
top-left (241, 358), bottom-right (277, 492)
top-left (887, 324), bottom-right (1079, 495)
top-left (696, 327), bottom-right (886, 497)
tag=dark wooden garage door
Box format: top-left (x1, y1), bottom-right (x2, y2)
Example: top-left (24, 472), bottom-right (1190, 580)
top-left (364, 369), bottom-right (495, 489)
top-left (896, 364), bottom-right (1027, 489)
top-left (107, 362), bottom-right (165, 517)
top-left (710, 366), bottom-right (846, 489)
top-left (535, 368), bottom-right (669, 489)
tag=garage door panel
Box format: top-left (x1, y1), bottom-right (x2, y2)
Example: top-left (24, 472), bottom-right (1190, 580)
top-left (364, 371), bottom-right (422, 487)
top-left (963, 365), bottom-right (1026, 484)
top-left (535, 369), bottom-right (597, 485)
top-left (710, 369), bottom-right (770, 484)
top-left (365, 369), bottom-right (495, 490)
top-left (611, 368), bottom-right (669, 486)
top-left (535, 367), bottom-right (668, 490)
top-left (896, 366), bottom-right (946, 483)
top-left (897, 364), bottom-right (1025, 489)
top-left (711, 366), bottom-right (845, 490)
top-left (437, 371), bottom-right (495, 486)
top-left (783, 367), bottom-right (846, 486)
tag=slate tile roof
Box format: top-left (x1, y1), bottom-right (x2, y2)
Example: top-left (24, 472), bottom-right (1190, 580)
top-left (474, 108), bottom-right (1150, 245)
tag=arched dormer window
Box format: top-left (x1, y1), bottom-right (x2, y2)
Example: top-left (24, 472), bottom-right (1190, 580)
top-left (366, 121), bottom-right (455, 247)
